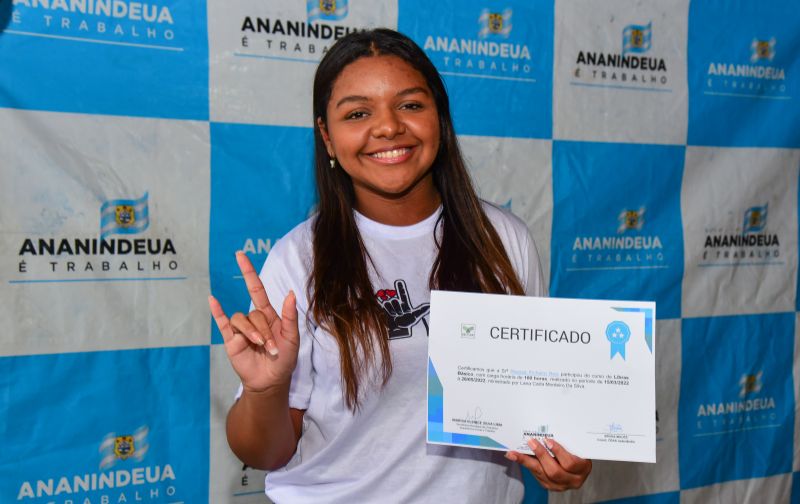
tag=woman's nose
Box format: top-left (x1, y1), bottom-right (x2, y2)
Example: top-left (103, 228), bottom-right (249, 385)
top-left (371, 108), bottom-right (405, 138)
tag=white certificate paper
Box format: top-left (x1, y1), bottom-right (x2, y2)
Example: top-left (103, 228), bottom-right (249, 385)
top-left (427, 291), bottom-right (656, 463)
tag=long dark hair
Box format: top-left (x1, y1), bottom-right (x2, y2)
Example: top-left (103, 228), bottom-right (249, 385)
top-left (310, 29), bottom-right (524, 410)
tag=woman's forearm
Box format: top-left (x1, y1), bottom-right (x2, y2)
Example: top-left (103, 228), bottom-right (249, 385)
top-left (226, 383), bottom-right (299, 471)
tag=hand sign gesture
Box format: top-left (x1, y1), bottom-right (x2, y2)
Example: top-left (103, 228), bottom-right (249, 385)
top-left (208, 251), bottom-right (300, 393)
top-left (375, 279), bottom-right (430, 339)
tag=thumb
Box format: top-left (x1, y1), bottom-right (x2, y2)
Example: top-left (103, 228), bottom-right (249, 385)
top-left (409, 303), bottom-right (430, 321)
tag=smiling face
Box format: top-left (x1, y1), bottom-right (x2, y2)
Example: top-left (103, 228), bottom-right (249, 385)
top-left (318, 55), bottom-right (441, 222)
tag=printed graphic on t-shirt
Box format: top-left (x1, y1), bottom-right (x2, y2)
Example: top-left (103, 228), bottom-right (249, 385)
top-left (375, 279), bottom-right (430, 339)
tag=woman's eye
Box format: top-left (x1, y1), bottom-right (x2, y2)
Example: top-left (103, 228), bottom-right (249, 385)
top-left (401, 102), bottom-right (423, 110)
top-left (345, 110), bottom-right (367, 120)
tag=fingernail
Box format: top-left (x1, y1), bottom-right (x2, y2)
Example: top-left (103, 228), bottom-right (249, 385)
top-left (251, 332), bottom-right (265, 346)
top-left (528, 438), bottom-right (540, 450)
top-left (545, 438), bottom-right (554, 450)
top-left (505, 452), bottom-right (517, 462)
top-left (266, 339), bottom-right (279, 356)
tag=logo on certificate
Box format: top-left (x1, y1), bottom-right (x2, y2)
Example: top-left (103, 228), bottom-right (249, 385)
top-left (605, 321), bottom-right (631, 360)
top-left (523, 424), bottom-right (551, 438)
top-left (461, 323), bottom-right (476, 339)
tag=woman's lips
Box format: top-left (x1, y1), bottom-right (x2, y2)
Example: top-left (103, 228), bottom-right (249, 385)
top-left (366, 147), bottom-right (414, 164)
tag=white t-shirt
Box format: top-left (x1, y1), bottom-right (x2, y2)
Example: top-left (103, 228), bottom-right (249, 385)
top-left (254, 202), bottom-right (546, 504)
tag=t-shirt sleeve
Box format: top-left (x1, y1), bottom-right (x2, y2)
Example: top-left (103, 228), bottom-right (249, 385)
top-left (523, 228), bottom-right (548, 297)
top-left (482, 201), bottom-right (548, 298)
top-left (258, 237), bottom-right (315, 410)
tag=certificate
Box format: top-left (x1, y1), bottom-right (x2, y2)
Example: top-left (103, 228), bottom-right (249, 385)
top-left (427, 291), bottom-right (656, 463)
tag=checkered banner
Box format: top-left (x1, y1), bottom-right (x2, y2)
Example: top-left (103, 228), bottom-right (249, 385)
top-left (1, 0), bottom-right (799, 503)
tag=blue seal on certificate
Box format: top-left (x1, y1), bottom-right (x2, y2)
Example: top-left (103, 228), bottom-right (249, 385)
top-left (606, 321), bottom-right (631, 360)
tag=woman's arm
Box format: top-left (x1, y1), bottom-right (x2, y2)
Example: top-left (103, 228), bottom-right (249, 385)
top-left (210, 251), bottom-right (305, 471)
top-left (226, 388), bottom-right (305, 470)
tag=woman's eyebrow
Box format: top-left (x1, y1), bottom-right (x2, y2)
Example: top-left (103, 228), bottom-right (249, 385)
top-left (335, 95), bottom-right (369, 108)
top-left (336, 87), bottom-right (429, 108)
top-left (397, 86), bottom-right (428, 97)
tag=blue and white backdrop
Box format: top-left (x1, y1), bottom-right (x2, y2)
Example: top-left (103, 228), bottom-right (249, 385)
top-left (1, 0), bottom-right (799, 503)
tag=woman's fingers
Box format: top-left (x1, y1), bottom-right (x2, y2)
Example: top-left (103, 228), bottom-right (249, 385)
top-left (230, 311), bottom-right (267, 347)
top-left (526, 438), bottom-right (577, 486)
top-left (248, 309), bottom-right (279, 356)
top-left (209, 295), bottom-right (258, 358)
top-left (280, 291), bottom-right (299, 347)
top-left (236, 251), bottom-right (279, 323)
top-left (547, 438), bottom-right (592, 476)
top-left (504, 439), bottom-right (591, 492)
top-left (505, 451), bottom-right (569, 492)
top-left (214, 253), bottom-right (297, 361)
top-left (208, 295), bottom-right (235, 342)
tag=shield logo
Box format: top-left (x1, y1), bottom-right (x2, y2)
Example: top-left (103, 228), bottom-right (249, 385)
top-left (630, 28), bottom-right (645, 49)
top-left (488, 13), bottom-right (504, 33)
top-left (743, 204), bottom-right (767, 233)
top-left (756, 41), bottom-right (771, 59)
top-left (750, 38), bottom-right (775, 62)
top-left (618, 207), bottom-right (645, 233)
top-left (115, 205), bottom-right (136, 228)
top-left (114, 435), bottom-right (135, 459)
top-left (739, 371), bottom-right (763, 397)
top-left (320, 0), bottom-right (336, 14)
top-left (622, 22), bottom-right (651, 55)
top-left (748, 209), bottom-right (762, 227)
top-left (625, 211), bottom-right (640, 229)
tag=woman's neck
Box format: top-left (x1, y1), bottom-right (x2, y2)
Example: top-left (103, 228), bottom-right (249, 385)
top-left (353, 174), bottom-right (442, 226)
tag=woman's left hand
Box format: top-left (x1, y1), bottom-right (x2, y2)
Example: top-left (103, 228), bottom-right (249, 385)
top-left (506, 438), bottom-right (592, 492)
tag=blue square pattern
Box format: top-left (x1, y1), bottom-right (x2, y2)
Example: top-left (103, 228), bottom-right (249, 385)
top-left (0, 0), bottom-right (208, 120)
top-left (687, 0), bottom-right (800, 147)
top-left (679, 313), bottom-right (795, 489)
top-left (209, 122), bottom-right (317, 344)
top-left (399, 0), bottom-right (553, 139)
top-left (598, 492), bottom-right (680, 504)
top-left (0, 346), bottom-right (210, 503)
top-left (550, 141), bottom-right (685, 319)
top-left (520, 470), bottom-right (548, 504)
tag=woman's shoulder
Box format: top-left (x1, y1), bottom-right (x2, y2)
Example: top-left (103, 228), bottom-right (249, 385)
top-left (260, 214), bottom-right (316, 282)
top-left (267, 214), bottom-right (315, 259)
top-left (480, 200), bottom-right (530, 240)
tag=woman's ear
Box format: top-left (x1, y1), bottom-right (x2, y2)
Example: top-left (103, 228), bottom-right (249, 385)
top-left (317, 117), bottom-right (335, 158)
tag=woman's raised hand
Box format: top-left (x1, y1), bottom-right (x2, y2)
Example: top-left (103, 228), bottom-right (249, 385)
top-left (208, 251), bottom-right (300, 393)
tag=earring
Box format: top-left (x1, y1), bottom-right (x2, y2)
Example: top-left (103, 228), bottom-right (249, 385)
top-left (329, 158), bottom-right (336, 169)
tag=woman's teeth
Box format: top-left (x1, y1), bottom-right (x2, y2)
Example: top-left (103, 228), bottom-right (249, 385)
top-left (370, 148), bottom-right (410, 159)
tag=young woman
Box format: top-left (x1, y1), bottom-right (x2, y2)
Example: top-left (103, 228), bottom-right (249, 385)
top-left (209, 28), bottom-right (591, 503)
